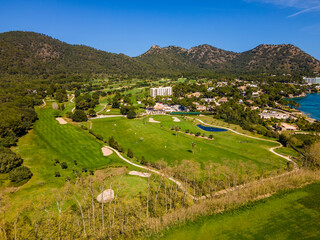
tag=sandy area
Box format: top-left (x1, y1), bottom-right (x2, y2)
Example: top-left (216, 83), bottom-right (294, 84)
top-left (129, 171), bottom-right (151, 178)
top-left (101, 147), bottom-right (113, 156)
top-left (149, 118), bottom-right (160, 123)
top-left (97, 189), bottom-right (114, 203)
top-left (172, 117), bottom-right (181, 122)
top-left (56, 118), bottom-right (67, 124)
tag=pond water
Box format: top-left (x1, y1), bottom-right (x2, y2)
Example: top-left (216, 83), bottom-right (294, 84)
top-left (197, 124), bottom-right (228, 132)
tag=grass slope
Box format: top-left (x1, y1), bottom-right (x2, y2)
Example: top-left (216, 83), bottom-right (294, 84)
top-left (159, 182), bottom-right (320, 240)
top-left (9, 108), bottom-right (126, 211)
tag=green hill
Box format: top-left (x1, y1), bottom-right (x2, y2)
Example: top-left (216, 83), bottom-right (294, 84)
top-left (1, 31), bottom-right (320, 76)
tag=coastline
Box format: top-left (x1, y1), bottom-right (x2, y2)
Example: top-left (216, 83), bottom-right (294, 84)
top-left (288, 92), bottom-right (320, 122)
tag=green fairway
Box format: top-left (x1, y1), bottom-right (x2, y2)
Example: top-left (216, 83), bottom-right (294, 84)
top-left (90, 115), bottom-right (287, 174)
top-left (9, 108), bottom-right (130, 208)
top-left (159, 182), bottom-right (320, 240)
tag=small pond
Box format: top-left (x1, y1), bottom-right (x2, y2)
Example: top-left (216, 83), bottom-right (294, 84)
top-left (197, 124), bottom-right (228, 132)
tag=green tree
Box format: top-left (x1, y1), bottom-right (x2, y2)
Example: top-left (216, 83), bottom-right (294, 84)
top-left (9, 166), bottom-right (33, 183)
top-left (72, 110), bottom-right (88, 122)
top-left (127, 149), bottom-right (134, 158)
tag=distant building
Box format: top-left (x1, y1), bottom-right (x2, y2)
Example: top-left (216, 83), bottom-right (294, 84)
top-left (196, 105), bottom-right (207, 111)
top-left (279, 123), bottom-right (299, 131)
top-left (187, 92), bottom-right (201, 98)
top-left (218, 97), bottom-right (228, 104)
top-left (150, 87), bottom-right (172, 98)
top-left (259, 110), bottom-right (289, 120)
top-left (303, 77), bottom-right (320, 84)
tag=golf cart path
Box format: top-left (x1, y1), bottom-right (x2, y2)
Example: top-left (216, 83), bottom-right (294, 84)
top-left (70, 94), bottom-right (76, 113)
top-left (193, 118), bottom-right (298, 169)
top-left (97, 104), bottom-right (107, 114)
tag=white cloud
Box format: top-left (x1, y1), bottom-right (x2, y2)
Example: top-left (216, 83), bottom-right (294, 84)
top-left (246, 0), bottom-right (320, 17)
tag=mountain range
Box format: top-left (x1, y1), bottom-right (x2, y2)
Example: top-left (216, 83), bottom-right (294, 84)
top-left (1, 31), bottom-right (319, 77)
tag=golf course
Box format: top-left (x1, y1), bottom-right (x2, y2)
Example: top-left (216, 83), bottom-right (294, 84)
top-left (89, 114), bottom-right (288, 177)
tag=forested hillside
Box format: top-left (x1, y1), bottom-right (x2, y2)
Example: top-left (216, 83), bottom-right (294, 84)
top-left (1, 31), bottom-right (320, 77)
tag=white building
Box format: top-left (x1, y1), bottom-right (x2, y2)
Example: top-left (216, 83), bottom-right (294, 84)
top-left (303, 77), bottom-right (320, 84)
top-left (150, 87), bottom-right (172, 98)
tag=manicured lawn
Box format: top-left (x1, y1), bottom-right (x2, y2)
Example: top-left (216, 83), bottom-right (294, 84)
top-left (159, 182), bottom-right (320, 240)
top-left (90, 115), bottom-right (287, 173)
top-left (274, 146), bottom-right (301, 159)
top-left (9, 108), bottom-right (133, 212)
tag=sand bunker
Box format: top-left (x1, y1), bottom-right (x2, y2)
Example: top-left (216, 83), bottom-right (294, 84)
top-left (56, 118), bottom-right (67, 124)
top-left (101, 147), bottom-right (113, 156)
top-left (149, 118), bottom-right (160, 123)
top-left (97, 189), bottom-right (114, 203)
top-left (129, 171), bottom-right (151, 178)
top-left (172, 117), bottom-right (181, 122)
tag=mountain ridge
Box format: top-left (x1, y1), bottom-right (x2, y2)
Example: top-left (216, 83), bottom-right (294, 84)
top-left (1, 31), bottom-right (319, 76)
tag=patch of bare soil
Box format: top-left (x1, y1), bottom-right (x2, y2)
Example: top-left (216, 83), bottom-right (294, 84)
top-left (95, 167), bottom-right (126, 181)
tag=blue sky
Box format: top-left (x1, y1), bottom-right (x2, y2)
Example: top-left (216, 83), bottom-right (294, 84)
top-left (1, 0), bottom-right (320, 58)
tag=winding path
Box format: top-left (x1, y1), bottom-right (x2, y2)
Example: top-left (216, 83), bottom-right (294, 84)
top-left (97, 104), bottom-right (107, 115)
top-left (39, 99), bottom-right (46, 108)
top-left (102, 117), bottom-right (299, 201)
top-left (70, 94), bottom-right (76, 113)
top-left (193, 118), bottom-right (298, 169)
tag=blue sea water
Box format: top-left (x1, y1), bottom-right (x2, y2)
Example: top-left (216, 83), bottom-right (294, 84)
top-left (197, 125), bottom-right (228, 132)
top-left (292, 93), bottom-right (320, 121)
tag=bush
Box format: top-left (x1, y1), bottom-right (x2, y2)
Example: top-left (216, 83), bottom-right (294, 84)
top-left (127, 109), bottom-right (137, 119)
top-left (209, 134), bottom-right (213, 139)
top-left (127, 149), bottom-right (134, 158)
top-left (60, 162), bottom-right (68, 169)
top-left (195, 132), bottom-right (201, 137)
top-left (55, 171), bottom-right (61, 177)
top-left (72, 110), bottom-right (88, 122)
top-left (0, 147), bottom-right (23, 173)
top-left (82, 167), bottom-right (87, 173)
top-left (9, 166), bottom-right (33, 183)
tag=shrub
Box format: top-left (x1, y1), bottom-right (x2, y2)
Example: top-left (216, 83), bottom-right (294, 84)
top-left (82, 167), bottom-right (87, 173)
top-left (74, 160), bottom-right (77, 165)
top-left (209, 134), bottom-right (213, 139)
top-left (89, 170), bottom-right (94, 175)
top-left (60, 162), bottom-right (68, 169)
top-left (127, 149), bottom-right (134, 158)
top-left (80, 125), bottom-right (88, 130)
top-left (195, 132), bottom-right (201, 137)
top-left (55, 171), bottom-right (61, 177)
top-left (9, 166), bottom-right (33, 183)
top-left (185, 129), bottom-right (190, 133)
top-left (0, 147), bottom-right (23, 173)
top-left (72, 110), bottom-right (88, 122)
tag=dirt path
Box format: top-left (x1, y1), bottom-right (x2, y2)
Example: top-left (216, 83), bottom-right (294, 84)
top-left (193, 118), bottom-right (298, 169)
